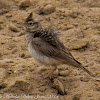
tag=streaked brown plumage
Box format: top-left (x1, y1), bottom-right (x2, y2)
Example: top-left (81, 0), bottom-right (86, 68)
top-left (24, 12), bottom-right (94, 79)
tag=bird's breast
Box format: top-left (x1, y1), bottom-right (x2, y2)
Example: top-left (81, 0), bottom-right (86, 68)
top-left (28, 44), bottom-right (61, 66)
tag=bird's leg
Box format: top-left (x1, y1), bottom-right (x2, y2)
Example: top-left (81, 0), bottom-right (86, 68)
top-left (43, 67), bottom-right (57, 79)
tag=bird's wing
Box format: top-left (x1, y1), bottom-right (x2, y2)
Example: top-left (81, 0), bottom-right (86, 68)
top-left (31, 37), bottom-right (75, 62)
top-left (31, 38), bottom-right (61, 57)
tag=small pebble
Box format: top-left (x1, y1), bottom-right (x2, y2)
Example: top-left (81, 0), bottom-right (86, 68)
top-left (53, 69), bottom-right (59, 76)
top-left (6, 14), bottom-right (12, 17)
top-left (59, 70), bottom-right (69, 76)
top-left (19, 0), bottom-right (31, 10)
top-left (80, 77), bottom-right (90, 82)
top-left (66, 25), bottom-right (74, 30)
top-left (9, 23), bottom-right (20, 32)
top-left (39, 4), bottom-right (55, 15)
top-left (95, 78), bottom-right (100, 82)
top-left (69, 12), bottom-right (80, 18)
top-left (96, 85), bottom-right (100, 91)
top-left (73, 94), bottom-right (81, 100)
top-left (53, 79), bottom-right (66, 95)
top-left (58, 65), bottom-right (68, 70)
top-left (19, 53), bottom-right (26, 58)
top-left (0, 83), bottom-right (7, 89)
top-left (18, 31), bottom-right (25, 36)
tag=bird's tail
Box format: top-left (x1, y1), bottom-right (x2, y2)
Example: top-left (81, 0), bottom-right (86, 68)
top-left (79, 65), bottom-right (95, 77)
top-left (73, 58), bottom-right (95, 77)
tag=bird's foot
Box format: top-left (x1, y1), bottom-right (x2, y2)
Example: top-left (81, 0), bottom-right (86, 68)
top-left (35, 67), bottom-right (57, 80)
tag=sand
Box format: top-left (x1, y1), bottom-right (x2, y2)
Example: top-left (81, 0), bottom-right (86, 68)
top-left (0, 0), bottom-right (100, 100)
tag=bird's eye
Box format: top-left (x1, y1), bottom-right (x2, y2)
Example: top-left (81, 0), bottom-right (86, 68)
top-left (29, 22), bottom-right (33, 25)
top-left (28, 21), bottom-right (33, 25)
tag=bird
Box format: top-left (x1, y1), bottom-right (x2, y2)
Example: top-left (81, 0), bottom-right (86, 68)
top-left (24, 12), bottom-right (95, 79)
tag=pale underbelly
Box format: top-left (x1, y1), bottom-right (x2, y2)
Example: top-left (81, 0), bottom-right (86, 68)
top-left (28, 44), bottom-right (61, 66)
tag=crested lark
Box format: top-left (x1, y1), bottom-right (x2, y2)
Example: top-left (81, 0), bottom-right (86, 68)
top-left (24, 12), bottom-right (94, 79)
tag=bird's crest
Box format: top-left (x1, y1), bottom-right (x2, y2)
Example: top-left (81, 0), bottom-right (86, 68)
top-left (25, 12), bottom-right (33, 22)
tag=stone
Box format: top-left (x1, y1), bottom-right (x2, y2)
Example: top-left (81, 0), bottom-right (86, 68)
top-left (53, 69), bottom-right (59, 76)
top-left (80, 76), bottom-right (90, 82)
top-left (59, 70), bottom-right (69, 76)
top-left (39, 4), bottom-right (55, 15)
top-left (73, 94), bottom-right (81, 100)
top-left (19, 0), bottom-right (31, 10)
top-left (67, 39), bottom-right (88, 50)
top-left (96, 86), bottom-right (100, 91)
top-left (53, 79), bottom-right (66, 95)
top-left (9, 23), bottom-right (20, 32)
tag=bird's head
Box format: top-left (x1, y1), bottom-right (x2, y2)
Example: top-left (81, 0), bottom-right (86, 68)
top-left (24, 12), bottom-right (41, 33)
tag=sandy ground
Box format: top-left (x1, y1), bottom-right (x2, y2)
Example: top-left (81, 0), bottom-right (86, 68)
top-left (0, 0), bottom-right (100, 100)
